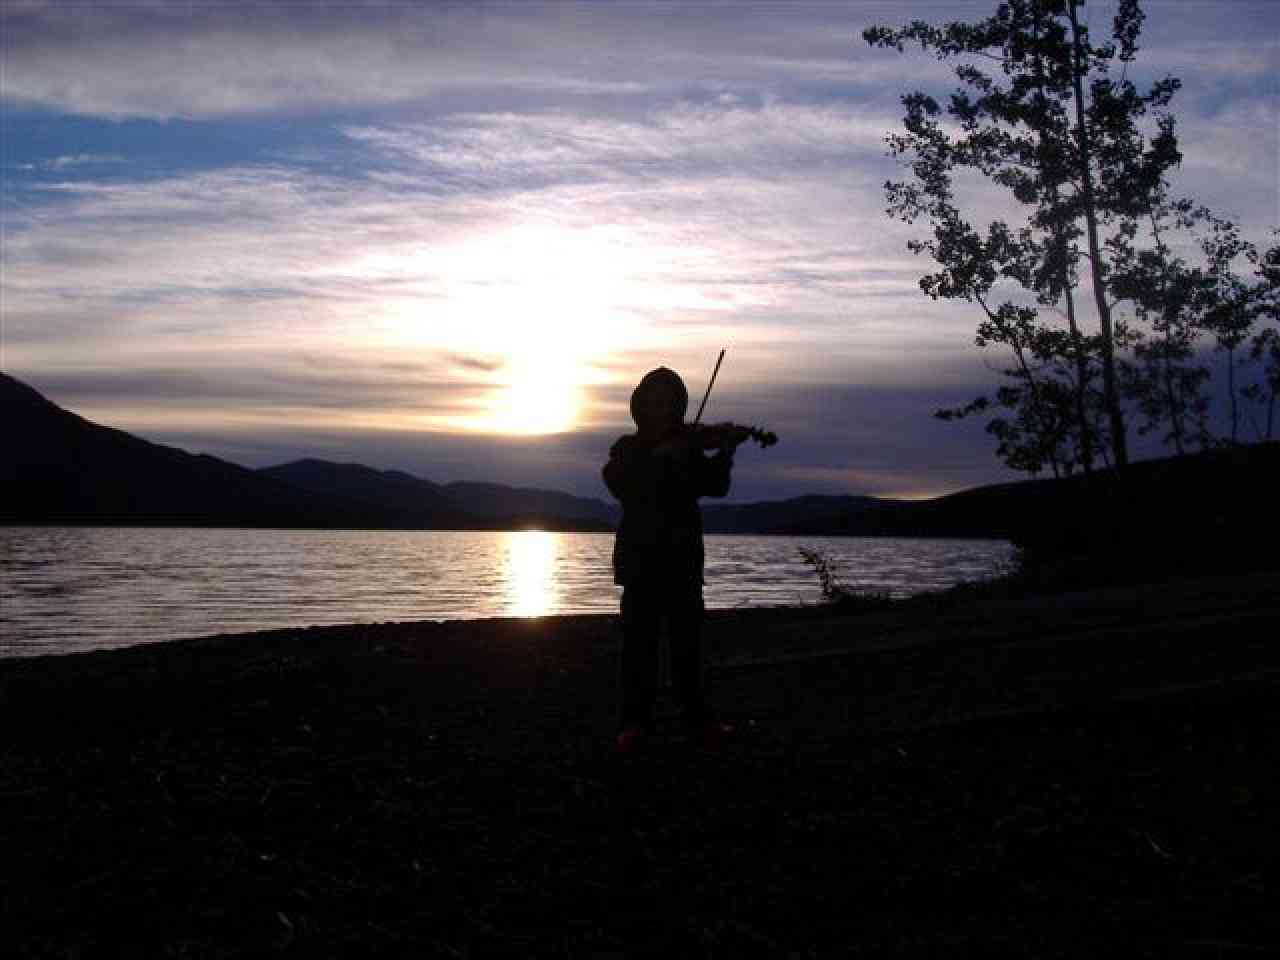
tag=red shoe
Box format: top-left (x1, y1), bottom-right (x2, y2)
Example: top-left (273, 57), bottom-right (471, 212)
top-left (699, 720), bottom-right (735, 751)
top-left (615, 724), bottom-right (648, 754)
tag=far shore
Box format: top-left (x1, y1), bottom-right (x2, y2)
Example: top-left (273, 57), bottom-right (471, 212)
top-left (4, 570), bottom-right (1279, 956)
top-left (0, 520), bottom-right (1012, 539)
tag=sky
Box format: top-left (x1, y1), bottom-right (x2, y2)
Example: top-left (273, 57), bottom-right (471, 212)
top-left (3, 0), bottom-right (1278, 501)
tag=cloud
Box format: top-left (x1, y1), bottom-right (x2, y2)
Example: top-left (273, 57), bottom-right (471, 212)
top-left (4, 0), bottom-right (1276, 499)
top-left (341, 98), bottom-right (895, 188)
top-left (1, 0), bottom-right (897, 119)
top-left (2, 93), bottom-right (961, 421)
top-left (21, 359), bottom-right (484, 415)
top-left (448, 354), bottom-right (503, 374)
top-left (14, 153), bottom-right (127, 171)
top-left (1174, 97), bottom-right (1279, 219)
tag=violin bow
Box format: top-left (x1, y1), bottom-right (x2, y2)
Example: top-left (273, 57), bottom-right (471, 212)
top-left (692, 348), bottom-right (725, 425)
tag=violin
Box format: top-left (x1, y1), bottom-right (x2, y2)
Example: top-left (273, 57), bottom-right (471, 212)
top-left (665, 349), bottom-right (780, 452)
top-left (677, 421), bottom-right (778, 450)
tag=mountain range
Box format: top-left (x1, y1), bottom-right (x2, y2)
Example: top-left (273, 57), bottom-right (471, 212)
top-left (4, 370), bottom-right (947, 534)
top-left (9, 370), bottom-right (1276, 551)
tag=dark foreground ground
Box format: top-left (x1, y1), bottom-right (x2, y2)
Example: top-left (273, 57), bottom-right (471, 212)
top-left (3, 572), bottom-right (1279, 958)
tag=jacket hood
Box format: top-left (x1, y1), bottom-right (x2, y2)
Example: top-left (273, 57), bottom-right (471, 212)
top-left (630, 366), bottom-right (688, 432)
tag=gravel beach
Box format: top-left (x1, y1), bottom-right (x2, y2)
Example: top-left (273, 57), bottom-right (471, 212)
top-left (3, 572), bottom-right (1279, 957)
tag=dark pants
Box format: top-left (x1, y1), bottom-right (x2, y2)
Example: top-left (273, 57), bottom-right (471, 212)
top-left (619, 579), bottom-right (707, 731)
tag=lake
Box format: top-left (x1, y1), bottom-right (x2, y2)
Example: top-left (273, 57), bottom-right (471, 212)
top-left (0, 527), bottom-right (1014, 657)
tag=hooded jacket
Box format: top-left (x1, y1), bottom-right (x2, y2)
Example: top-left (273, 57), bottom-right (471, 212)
top-left (602, 368), bottom-right (733, 586)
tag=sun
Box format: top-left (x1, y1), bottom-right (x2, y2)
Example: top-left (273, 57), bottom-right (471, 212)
top-left (373, 222), bottom-right (668, 436)
top-left (491, 355), bottom-right (581, 435)
top-left (442, 225), bottom-right (634, 436)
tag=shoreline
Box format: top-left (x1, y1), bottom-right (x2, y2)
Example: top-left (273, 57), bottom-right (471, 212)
top-left (0, 591), bottom-right (1006, 663)
top-left (1, 521), bottom-right (1010, 535)
top-left (5, 571), bottom-right (1279, 956)
top-left (6, 564), bottom-right (1272, 664)
top-left (0, 604), bottom-right (836, 662)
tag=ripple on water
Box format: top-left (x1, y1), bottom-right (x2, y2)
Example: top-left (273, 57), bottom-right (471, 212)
top-left (0, 528), bottom-right (1012, 656)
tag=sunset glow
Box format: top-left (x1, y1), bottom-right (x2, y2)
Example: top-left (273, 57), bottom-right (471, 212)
top-left (432, 225), bottom-right (649, 436)
top-left (4, 1), bottom-right (1276, 498)
top-left (504, 530), bottom-right (558, 617)
top-left (489, 358), bottom-right (581, 436)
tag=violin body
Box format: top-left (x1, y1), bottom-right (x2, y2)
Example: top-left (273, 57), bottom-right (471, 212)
top-left (680, 421), bottom-right (778, 450)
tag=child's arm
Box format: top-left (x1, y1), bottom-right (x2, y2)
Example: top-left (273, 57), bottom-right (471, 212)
top-left (603, 435), bottom-right (656, 502)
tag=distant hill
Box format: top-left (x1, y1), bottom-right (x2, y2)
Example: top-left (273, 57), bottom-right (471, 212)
top-left (9, 370), bottom-right (1274, 560)
top-left (259, 458), bottom-right (456, 519)
top-left (1, 372), bottom-right (621, 531)
top-left (2, 371), bottom-right (927, 535)
top-left (701, 495), bottom-right (894, 534)
top-left (258, 465), bottom-right (940, 536)
top-left (261, 460), bottom-right (613, 532)
top-left (713, 446), bottom-right (1280, 571)
top-left (916, 443), bottom-right (1280, 572)
top-left (441, 481), bottom-right (619, 528)
top-left (0, 372), bottom-right (419, 528)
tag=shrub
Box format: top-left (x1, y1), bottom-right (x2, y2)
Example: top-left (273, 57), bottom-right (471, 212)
top-left (798, 547), bottom-right (894, 613)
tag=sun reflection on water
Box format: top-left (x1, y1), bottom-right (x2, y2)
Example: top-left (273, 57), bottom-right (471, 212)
top-left (503, 530), bottom-right (558, 617)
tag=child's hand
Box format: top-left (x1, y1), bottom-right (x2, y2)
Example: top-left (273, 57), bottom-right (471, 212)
top-left (715, 424), bottom-right (750, 454)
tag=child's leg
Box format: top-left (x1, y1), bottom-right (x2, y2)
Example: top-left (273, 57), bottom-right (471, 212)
top-left (619, 583), bottom-right (660, 730)
top-left (669, 584), bottom-right (708, 726)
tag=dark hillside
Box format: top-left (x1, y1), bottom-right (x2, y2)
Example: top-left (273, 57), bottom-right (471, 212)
top-left (1, 373), bottom-right (445, 528)
top-left (905, 443), bottom-right (1280, 579)
top-left (735, 444), bottom-right (1280, 579)
top-left (8, 370), bottom-right (1276, 551)
top-left (260, 459), bottom-right (456, 521)
top-left (260, 464), bottom-right (615, 532)
top-left (701, 494), bottom-right (891, 534)
top-left (442, 480), bottom-right (618, 527)
top-left (1, 374), bottom-right (608, 531)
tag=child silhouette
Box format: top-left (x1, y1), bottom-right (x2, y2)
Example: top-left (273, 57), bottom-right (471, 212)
top-left (603, 367), bottom-right (737, 752)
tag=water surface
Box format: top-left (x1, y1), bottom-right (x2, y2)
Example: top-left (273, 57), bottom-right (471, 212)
top-left (0, 527), bottom-right (1013, 657)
